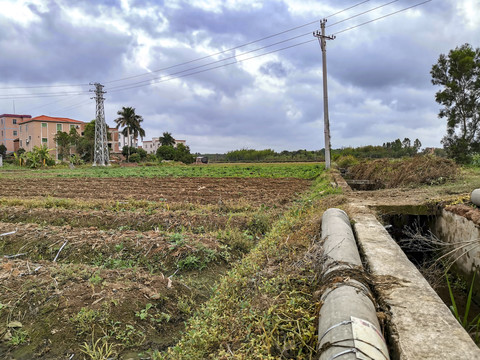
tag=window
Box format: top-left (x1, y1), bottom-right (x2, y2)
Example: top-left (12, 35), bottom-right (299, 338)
top-left (20, 140), bottom-right (22, 147)
top-left (70, 125), bottom-right (75, 131)
top-left (57, 124), bottom-right (62, 132)
top-left (12, 119), bottom-right (17, 124)
top-left (42, 138), bottom-right (47, 144)
top-left (42, 123), bottom-right (47, 128)
top-left (19, 125), bottom-right (22, 133)
top-left (13, 131), bottom-right (17, 136)
top-left (29, 136), bottom-right (31, 141)
top-left (26, 125), bottom-right (28, 132)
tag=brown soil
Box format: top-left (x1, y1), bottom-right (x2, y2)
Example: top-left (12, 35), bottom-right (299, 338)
top-left (0, 222), bottom-right (229, 273)
top-left (0, 258), bottom-right (196, 359)
top-left (0, 177), bottom-right (310, 206)
top-left (0, 205), bottom-right (252, 231)
top-left (444, 204), bottom-right (480, 226)
top-left (0, 176), bottom-right (309, 358)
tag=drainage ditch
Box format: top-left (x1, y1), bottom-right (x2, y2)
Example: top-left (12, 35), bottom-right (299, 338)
top-left (378, 205), bottom-right (480, 342)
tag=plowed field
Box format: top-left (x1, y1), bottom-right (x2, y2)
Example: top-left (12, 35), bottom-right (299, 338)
top-left (0, 166), bottom-right (316, 359)
top-left (0, 177), bottom-right (309, 205)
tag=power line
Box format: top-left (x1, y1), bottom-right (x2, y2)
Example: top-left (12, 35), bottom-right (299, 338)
top-left (103, 0), bottom-right (371, 85)
top-left (0, 92), bottom-right (87, 100)
top-left (0, 1), bottom-right (371, 97)
top-left (108, 39), bottom-right (318, 93)
top-left (0, 83), bottom-right (90, 90)
top-left (23, 95), bottom-right (81, 113)
top-left (108, 31), bottom-right (313, 91)
top-left (106, 0), bottom-right (412, 93)
top-left (0, 0), bottom-right (430, 100)
top-left (108, 0), bottom-right (432, 94)
top-left (333, 0), bottom-right (432, 36)
top-left (0, 2), bottom-right (370, 92)
top-left (55, 97), bottom-right (92, 113)
top-left (327, 0), bottom-right (400, 28)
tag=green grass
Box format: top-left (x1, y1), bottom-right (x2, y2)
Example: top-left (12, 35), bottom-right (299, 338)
top-left (158, 174), bottom-right (342, 359)
top-left (0, 162), bottom-right (324, 180)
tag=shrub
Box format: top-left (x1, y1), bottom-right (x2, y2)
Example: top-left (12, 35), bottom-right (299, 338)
top-left (156, 145), bottom-right (175, 161)
top-left (128, 153), bottom-right (141, 163)
top-left (470, 153), bottom-right (480, 167)
top-left (348, 156), bottom-right (459, 188)
top-left (335, 155), bottom-right (359, 169)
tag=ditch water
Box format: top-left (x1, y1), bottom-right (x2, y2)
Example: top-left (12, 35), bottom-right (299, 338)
top-left (379, 208), bottom-right (480, 333)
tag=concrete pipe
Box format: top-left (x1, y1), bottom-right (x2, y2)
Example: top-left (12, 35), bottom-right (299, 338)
top-left (318, 208), bottom-right (389, 360)
top-left (471, 189), bottom-right (480, 207)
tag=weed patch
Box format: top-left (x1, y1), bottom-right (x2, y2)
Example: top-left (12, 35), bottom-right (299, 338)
top-left (348, 156), bottom-right (459, 188)
top-left (160, 174), bottom-right (343, 359)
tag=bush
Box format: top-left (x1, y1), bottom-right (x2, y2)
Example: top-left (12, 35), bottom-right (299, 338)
top-left (348, 156), bottom-right (459, 188)
top-left (335, 155), bottom-right (359, 169)
top-left (156, 145), bottom-right (175, 161)
top-left (0, 144), bottom-right (6, 158)
top-left (471, 153), bottom-right (480, 167)
top-left (128, 153), bottom-right (141, 163)
top-left (146, 154), bottom-right (157, 162)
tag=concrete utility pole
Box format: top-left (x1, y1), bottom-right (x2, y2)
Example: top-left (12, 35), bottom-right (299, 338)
top-left (313, 19), bottom-right (335, 169)
top-left (91, 83), bottom-right (110, 166)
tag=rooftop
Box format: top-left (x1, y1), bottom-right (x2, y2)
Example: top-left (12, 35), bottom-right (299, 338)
top-left (0, 114), bottom-right (32, 118)
top-left (23, 115), bottom-right (85, 124)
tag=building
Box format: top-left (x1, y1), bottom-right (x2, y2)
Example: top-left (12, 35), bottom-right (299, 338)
top-left (0, 114), bottom-right (32, 153)
top-left (1, 113), bottom-right (120, 161)
top-left (118, 133), bottom-right (138, 151)
top-left (142, 137), bottom-right (187, 154)
top-left (107, 127), bottom-right (120, 154)
top-left (19, 115), bottom-right (86, 160)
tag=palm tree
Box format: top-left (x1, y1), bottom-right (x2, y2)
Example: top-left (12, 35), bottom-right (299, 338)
top-left (115, 107), bottom-right (145, 159)
top-left (159, 132), bottom-right (175, 147)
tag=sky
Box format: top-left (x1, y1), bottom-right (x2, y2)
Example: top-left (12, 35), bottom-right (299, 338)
top-left (0, 0), bottom-right (478, 154)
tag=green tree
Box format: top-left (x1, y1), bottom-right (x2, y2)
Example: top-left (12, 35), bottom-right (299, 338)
top-left (159, 132), bottom-right (175, 147)
top-left (115, 107), bottom-right (145, 159)
top-left (156, 145), bottom-right (175, 161)
top-left (431, 43), bottom-right (480, 163)
top-left (54, 131), bottom-right (72, 161)
top-left (413, 139), bottom-right (422, 153)
top-left (173, 143), bottom-right (194, 164)
top-left (76, 120), bottom-right (111, 162)
top-left (0, 144), bottom-right (6, 158)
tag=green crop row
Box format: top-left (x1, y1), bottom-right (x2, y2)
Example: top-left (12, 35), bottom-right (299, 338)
top-left (0, 162), bottom-right (324, 180)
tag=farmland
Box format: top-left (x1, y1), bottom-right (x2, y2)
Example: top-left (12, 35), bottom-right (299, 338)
top-left (0, 163), bottom-right (338, 359)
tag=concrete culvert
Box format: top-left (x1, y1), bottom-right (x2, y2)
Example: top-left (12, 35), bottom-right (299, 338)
top-left (471, 188), bottom-right (480, 207)
top-left (318, 208), bottom-right (389, 360)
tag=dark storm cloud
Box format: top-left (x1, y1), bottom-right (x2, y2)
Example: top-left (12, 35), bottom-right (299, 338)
top-left (0, 1), bottom-right (131, 84)
top-left (163, 0), bottom-right (297, 47)
top-left (260, 61), bottom-right (288, 77)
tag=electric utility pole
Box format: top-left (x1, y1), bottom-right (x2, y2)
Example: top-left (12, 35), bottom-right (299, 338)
top-left (91, 83), bottom-right (110, 166)
top-left (313, 19), bottom-right (335, 169)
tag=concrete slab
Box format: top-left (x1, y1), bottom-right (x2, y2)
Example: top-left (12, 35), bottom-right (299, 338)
top-left (352, 205), bottom-right (480, 360)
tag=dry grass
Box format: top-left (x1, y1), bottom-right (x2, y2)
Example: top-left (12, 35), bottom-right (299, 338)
top-left (348, 156), bottom-right (459, 188)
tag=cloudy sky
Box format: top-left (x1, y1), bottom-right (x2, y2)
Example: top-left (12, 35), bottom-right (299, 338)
top-left (0, 0), bottom-right (478, 153)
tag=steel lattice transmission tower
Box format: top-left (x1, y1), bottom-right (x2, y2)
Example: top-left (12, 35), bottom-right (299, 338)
top-left (91, 83), bottom-right (110, 166)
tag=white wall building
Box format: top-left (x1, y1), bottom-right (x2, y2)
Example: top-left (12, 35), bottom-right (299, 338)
top-left (141, 137), bottom-right (186, 154)
top-left (118, 133), bottom-right (138, 151)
